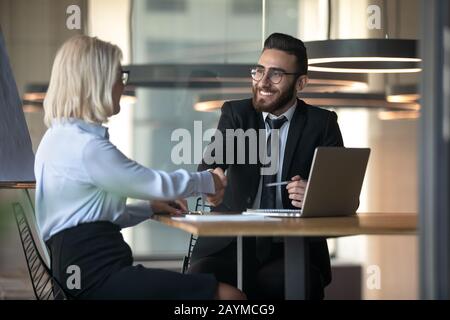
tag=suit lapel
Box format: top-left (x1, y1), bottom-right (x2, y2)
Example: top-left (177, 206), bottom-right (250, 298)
top-left (248, 108), bottom-right (265, 202)
top-left (252, 108), bottom-right (265, 170)
top-left (250, 111), bottom-right (266, 200)
top-left (256, 111), bottom-right (265, 130)
top-left (281, 99), bottom-right (306, 182)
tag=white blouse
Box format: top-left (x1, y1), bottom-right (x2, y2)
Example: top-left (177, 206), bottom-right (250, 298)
top-left (35, 119), bottom-right (214, 241)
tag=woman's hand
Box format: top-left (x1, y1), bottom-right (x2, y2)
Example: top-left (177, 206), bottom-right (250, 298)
top-left (151, 199), bottom-right (188, 215)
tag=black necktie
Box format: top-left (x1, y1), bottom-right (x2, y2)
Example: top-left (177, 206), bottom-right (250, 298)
top-left (257, 116), bottom-right (287, 263)
top-left (260, 116), bottom-right (287, 209)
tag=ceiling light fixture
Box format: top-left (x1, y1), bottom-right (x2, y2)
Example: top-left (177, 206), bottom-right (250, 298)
top-left (386, 84), bottom-right (420, 103)
top-left (22, 83), bottom-right (136, 112)
top-left (306, 39), bottom-right (421, 74)
top-left (193, 91), bottom-right (419, 113)
top-left (378, 110), bottom-right (420, 120)
top-left (124, 64), bottom-right (368, 92)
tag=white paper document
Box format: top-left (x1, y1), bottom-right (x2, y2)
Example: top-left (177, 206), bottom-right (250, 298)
top-left (172, 214), bottom-right (281, 222)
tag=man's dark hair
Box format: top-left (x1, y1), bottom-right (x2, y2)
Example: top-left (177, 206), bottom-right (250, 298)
top-left (263, 33), bottom-right (308, 75)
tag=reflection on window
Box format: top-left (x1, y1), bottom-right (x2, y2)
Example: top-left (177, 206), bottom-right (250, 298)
top-left (232, 0), bottom-right (262, 15)
top-left (146, 0), bottom-right (187, 12)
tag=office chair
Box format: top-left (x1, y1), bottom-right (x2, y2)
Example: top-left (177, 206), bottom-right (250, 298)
top-left (181, 197), bottom-right (212, 274)
top-left (12, 202), bottom-right (69, 300)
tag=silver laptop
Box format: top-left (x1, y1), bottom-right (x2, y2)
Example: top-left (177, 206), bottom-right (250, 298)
top-left (244, 147), bottom-right (371, 218)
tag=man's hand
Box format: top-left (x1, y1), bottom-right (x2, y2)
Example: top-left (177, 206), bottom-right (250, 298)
top-left (286, 175), bottom-right (307, 208)
top-left (151, 199), bottom-right (188, 215)
top-left (206, 167), bottom-right (227, 207)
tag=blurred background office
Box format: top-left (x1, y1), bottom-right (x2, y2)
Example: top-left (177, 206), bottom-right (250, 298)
top-left (0, 0), bottom-right (448, 299)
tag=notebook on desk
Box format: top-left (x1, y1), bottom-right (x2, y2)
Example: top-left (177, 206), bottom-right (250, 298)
top-left (243, 147), bottom-right (371, 218)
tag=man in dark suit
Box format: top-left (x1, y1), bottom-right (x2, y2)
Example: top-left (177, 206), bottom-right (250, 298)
top-left (188, 33), bottom-right (344, 299)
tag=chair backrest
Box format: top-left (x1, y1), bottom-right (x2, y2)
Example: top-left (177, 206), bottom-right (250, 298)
top-left (12, 202), bottom-right (68, 300)
top-left (181, 197), bottom-right (212, 274)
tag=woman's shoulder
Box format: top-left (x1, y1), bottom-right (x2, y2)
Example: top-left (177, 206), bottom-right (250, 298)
top-left (37, 121), bottom-right (109, 164)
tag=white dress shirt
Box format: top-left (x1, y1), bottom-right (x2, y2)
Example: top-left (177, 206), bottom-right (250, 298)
top-left (252, 101), bottom-right (297, 209)
top-left (35, 119), bottom-right (214, 241)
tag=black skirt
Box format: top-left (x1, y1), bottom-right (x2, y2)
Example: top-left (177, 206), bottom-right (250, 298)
top-left (46, 221), bottom-right (217, 299)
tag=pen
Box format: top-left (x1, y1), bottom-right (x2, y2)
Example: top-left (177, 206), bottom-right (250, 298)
top-left (265, 181), bottom-right (289, 187)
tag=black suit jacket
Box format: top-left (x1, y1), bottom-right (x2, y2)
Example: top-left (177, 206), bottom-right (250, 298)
top-left (193, 98), bottom-right (344, 285)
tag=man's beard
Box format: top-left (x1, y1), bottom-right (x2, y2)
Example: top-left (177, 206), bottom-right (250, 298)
top-left (252, 81), bottom-right (297, 114)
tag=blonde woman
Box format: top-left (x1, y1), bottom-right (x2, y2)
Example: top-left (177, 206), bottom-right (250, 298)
top-left (35, 35), bottom-right (245, 300)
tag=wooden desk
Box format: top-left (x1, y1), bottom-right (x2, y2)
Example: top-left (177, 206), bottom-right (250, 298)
top-left (0, 182), bottom-right (36, 189)
top-left (153, 212), bottom-right (417, 299)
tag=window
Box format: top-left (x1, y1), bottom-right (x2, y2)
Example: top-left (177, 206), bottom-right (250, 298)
top-left (232, 0), bottom-right (262, 15)
top-left (146, 0), bottom-right (187, 12)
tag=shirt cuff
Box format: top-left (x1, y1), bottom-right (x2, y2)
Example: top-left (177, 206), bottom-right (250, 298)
top-left (126, 200), bottom-right (153, 217)
top-left (194, 171), bottom-right (215, 195)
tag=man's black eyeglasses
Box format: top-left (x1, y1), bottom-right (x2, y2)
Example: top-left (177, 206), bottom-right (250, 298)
top-left (251, 67), bottom-right (300, 84)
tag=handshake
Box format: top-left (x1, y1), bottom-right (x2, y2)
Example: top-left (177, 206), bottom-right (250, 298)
top-left (150, 167), bottom-right (227, 215)
top-left (207, 167), bottom-right (227, 207)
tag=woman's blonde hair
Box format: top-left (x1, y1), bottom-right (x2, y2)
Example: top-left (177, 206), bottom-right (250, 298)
top-left (43, 35), bottom-right (123, 126)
